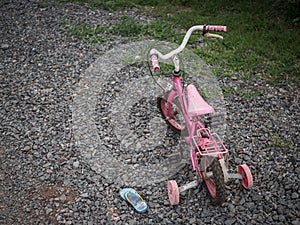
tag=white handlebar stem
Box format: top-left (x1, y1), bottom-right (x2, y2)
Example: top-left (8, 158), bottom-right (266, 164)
top-left (150, 25), bottom-right (205, 60)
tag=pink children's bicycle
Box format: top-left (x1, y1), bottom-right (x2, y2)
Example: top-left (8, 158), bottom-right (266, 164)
top-left (149, 25), bottom-right (253, 206)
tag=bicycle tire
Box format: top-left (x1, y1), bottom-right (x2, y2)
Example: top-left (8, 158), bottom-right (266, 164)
top-left (202, 157), bottom-right (226, 205)
top-left (157, 96), bottom-right (184, 132)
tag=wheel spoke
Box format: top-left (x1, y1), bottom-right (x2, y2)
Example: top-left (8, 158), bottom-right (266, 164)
top-left (158, 97), bottom-right (184, 132)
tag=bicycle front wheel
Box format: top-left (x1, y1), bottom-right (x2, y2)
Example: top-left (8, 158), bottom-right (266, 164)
top-left (202, 157), bottom-right (226, 205)
top-left (157, 96), bottom-right (184, 132)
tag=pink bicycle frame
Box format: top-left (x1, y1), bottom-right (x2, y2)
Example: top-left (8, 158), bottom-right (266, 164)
top-left (167, 75), bottom-right (228, 171)
top-left (166, 75), bottom-right (200, 171)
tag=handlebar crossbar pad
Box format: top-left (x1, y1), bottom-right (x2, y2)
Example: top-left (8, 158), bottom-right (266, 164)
top-left (207, 25), bottom-right (227, 32)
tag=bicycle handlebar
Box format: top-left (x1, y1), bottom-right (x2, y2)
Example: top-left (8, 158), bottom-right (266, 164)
top-left (204, 33), bottom-right (224, 39)
top-left (150, 25), bottom-right (226, 72)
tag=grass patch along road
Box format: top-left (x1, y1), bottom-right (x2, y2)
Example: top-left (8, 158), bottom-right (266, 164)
top-left (59, 0), bottom-right (300, 85)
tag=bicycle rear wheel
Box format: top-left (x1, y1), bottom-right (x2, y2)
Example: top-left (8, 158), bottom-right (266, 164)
top-left (157, 96), bottom-right (184, 132)
top-left (202, 157), bottom-right (226, 205)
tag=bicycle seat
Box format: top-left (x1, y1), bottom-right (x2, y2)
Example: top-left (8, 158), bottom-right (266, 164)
top-left (186, 84), bottom-right (214, 116)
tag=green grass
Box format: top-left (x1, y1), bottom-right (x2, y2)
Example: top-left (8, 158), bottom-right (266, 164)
top-left (270, 134), bottom-right (295, 154)
top-left (60, 0), bottom-right (300, 85)
top-left (59, 0), bottom-right (134, 10)
top-left (222, 85), bottom-right (264, 99)
top-left (38, 1), bottom-right (49, 8)
top-left (64, 16), bottom-right (175, 43)
top-left (67, 23), bottom-right (106, 42)
top-left (222, 86), bottom-right (236, 97)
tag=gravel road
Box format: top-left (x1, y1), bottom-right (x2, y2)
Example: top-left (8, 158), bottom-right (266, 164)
top-left (0, 1), bottom-right (299, 224)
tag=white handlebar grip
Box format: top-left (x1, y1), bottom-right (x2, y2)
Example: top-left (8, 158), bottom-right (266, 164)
top-left (150, 54), bottom-right (160, 72)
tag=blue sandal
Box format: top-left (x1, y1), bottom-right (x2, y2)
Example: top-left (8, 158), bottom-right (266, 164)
top-left (120, 188), bottom-right (148, 213)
